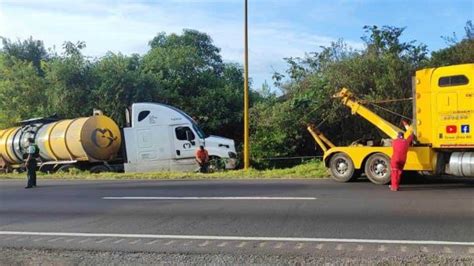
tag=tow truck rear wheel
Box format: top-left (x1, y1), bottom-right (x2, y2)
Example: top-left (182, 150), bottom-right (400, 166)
top-left (329, 153), bottom-right (356, 182)
top-left (364, 153), bottom-right (391, 185)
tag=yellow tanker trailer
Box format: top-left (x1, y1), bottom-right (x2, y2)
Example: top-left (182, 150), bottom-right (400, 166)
top-left (0, 114), bottom-right (122, 172)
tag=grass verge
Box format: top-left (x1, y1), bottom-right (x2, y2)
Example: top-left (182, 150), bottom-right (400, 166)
top-left (0, 160), bottom-right (329, 180)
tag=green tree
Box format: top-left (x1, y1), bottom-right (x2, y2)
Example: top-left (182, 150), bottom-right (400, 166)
top-left (0, 37), bottom-right (50, 127)
top-left (430, 21), bottom-right (474, 66)
top-left (142, 30), bottom-right (253, 142)
top-left (250, 25), bottom-right (429, 165)
top-left (43, 41), bottom-right (95, 118)
top-left (0, 54), bottom-right (48, 127)
top-left (149, 29), bottom-right (223, 73)
top-left (0, 36), bottom-right (49, 75)
top-left (91, 52), bottom-right (155, 125)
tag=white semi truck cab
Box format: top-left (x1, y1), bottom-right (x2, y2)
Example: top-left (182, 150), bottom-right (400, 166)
top-left (123, 103), bottom-right (237, 172)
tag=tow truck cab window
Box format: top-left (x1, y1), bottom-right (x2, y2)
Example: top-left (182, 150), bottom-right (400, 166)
top-left (438, 75), bottom-right (469, 87)
top-left (175, 126), bottom-right (195, 141)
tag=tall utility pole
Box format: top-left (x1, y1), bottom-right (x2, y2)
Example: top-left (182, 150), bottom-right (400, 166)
top-left (243, 0), bottom-right (250, 170)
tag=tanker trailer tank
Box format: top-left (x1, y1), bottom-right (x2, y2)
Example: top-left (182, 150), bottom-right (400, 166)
top-left (0, 115), bottom-right (122, 170)
top-left (0, 127), bottom-right (21, 164)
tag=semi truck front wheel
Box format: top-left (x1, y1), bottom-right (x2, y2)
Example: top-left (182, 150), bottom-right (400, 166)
top-left (364, 153), bottom-right (391, 185)
top-left (329, 153), bottom-right (356, 182)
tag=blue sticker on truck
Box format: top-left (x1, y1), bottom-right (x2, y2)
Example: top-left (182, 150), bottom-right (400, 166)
top-left (461, 125), bottom-right (470, 134)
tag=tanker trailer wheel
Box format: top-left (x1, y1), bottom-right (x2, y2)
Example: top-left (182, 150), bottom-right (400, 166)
top-left (90, 165), bottom-right (112, 173)
top-left (364, 153), bottom-right (391, 185)
top-left (56, 164), bottom-right (77, 173)
top-left (328, 153), bottom-right (356, 182)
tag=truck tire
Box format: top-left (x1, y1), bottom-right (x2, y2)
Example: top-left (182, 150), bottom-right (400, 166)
top-left (56, 164), bottom-right (76, 173)
top-left (364, 153), bottom-right (391, 185)
top-left (329, 153), bottom-right (356, 182)
top-left (90, 165), bottom-right (112, 173)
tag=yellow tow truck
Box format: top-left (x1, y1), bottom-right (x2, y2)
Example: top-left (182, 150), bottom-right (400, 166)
top-left (308, 63), bottom-right (474, 184)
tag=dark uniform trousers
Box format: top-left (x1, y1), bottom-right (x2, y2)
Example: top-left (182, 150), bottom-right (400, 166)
top-left (27, 159), bottom-right (37, 187)
top-left (199, 162), bottom-right (209, 173)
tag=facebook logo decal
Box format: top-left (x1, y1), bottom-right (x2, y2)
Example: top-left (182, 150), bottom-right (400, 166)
top-left (461, 125), bottom-right (470, 134)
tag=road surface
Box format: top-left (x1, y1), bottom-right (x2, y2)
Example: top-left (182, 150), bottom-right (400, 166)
top-left (0, 177), bottom-right (473, 261)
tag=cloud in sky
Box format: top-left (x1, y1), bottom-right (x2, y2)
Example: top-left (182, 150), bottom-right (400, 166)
top-left (0, 0), bottom-right (472, 88)
top-left (0, 0), bottom-right (365, 88)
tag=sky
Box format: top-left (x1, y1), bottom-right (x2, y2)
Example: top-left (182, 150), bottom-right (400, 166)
top-left (0, 0), bottom-right (472, 89)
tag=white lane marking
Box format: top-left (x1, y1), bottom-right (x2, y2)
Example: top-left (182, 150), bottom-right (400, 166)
top-left (146, 240), bottom-right (160, 245)
top-left (96, 238), bottom-right (111, 244)
top-left (48, 237), bottom-right (63, 242)
top-left (164, 240), bottom-right (175, 245)
top-left (295, 243), bottom-right (304, 249)
top-left (183, 241), bottom-right (193, 246)
top-left (444, 247), bottom-right (452, 254)
top-left (217, 241), bottom-right (228, 247)
top-left (103, 197), bottom-right (317, 200)
top-left (0, 231), bottom-right (472, 246)
top-left (113, 239), bottom-right (125, 244)
top-left (78, 238), bottom-right (91, 244)
top-left (199, 240), bottom-right (210, 247)
top-left (129, 239), bottom-right (141, 245)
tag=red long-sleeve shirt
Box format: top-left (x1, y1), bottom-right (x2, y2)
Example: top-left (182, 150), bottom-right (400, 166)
top-left (391, 134), bottom-right (414, 164)
top-left (195, 149), bottom-right (209, 163)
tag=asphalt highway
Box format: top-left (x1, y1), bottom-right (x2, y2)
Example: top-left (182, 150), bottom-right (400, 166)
top-left (0, 177), bottom-right (473, 258)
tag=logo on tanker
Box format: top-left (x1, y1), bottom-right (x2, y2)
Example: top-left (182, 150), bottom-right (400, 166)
top-left (91, 128), bottom-right (118, 148)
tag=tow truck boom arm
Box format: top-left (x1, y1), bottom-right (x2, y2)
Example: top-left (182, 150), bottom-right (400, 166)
top-left (334, 88), bottom-right (403, 139)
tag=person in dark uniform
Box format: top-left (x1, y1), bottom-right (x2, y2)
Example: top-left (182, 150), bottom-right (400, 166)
top-left (24, 138), bottom-right (38, 189)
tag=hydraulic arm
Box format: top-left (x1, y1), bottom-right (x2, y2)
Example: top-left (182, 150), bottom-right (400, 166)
top-left (333, 88), bottom-right (404, 139)
top-left (307, 124), bottom-right (335, 152)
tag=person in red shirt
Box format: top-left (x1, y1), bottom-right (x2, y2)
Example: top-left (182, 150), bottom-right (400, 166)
top-left (390, 131), bottom-right (414, 191)
top-left (195, 145), bottom-right (209, 173)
